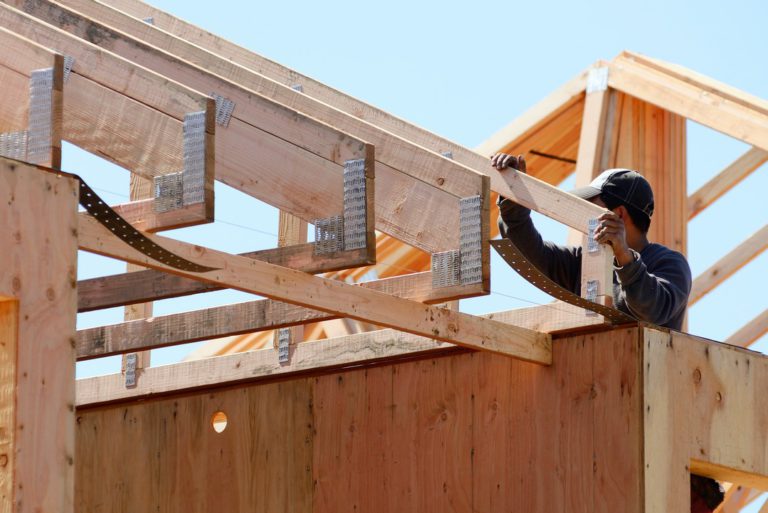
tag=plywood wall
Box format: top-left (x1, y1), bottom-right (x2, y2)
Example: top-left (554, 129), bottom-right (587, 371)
top-left (76, 327), bottom-right (645, 513)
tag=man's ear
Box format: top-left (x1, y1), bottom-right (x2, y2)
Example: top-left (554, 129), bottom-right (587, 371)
top-left (615, 205), bottom-right (631, 225)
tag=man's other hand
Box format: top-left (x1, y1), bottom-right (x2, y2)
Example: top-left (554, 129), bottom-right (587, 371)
top-left (490, 153), bottom-right (526, 173)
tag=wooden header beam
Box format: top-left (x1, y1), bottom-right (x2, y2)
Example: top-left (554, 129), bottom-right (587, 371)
top-left (78, 214), bottom-right (551, 363)
top-left (76, 302), bottom-right (601, 406)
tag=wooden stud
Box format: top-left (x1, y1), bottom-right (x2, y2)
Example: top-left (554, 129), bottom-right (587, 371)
top-left (688, 224), bottom-right (768, 306)
top-left (0, 158), bottom-right (79, 513)
top-left (723, 309), bottom-right (768, 348)
top-left (688, 147), bottom-right (768, 220)
top-left (78, 214), bottom-right (552, 362)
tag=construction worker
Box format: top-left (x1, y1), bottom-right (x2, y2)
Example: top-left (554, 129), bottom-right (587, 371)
top-left (491, 153), bottom-right (691, 330)
top-left (491, 153), bottom-right (723, 512)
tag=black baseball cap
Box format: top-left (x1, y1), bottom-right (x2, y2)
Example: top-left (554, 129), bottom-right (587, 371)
top-left (571, 168), bottom-right (654, 219)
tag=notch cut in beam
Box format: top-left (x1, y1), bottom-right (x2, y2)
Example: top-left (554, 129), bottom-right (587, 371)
top-left (78, 215), bottom-right (551, 363)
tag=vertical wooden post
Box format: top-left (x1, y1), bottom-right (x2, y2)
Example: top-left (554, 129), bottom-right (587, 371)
top-left (0, 159), bottom-right (79, 512)
top-left (572, 68), bottom-right (615, 308)
top-left (121, 175), bottom-right (153, 378)
top-left (274, 211), bottom-right (307, 347)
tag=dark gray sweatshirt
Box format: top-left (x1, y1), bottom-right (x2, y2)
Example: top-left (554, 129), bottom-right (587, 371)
top-left (498, 197), bottom-right (692, 330)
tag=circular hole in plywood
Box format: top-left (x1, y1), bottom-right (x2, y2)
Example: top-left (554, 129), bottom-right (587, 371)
top-left (211, 411), bottom-right (228, 433)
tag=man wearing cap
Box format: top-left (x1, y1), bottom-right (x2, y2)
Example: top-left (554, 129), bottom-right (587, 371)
top-left (491, 153), bottom-right (692, 331)
top-left (492, 154), bottom-right (722, 512)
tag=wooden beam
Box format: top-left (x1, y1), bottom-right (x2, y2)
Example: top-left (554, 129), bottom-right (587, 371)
top-left (5, 0), bottom-right (472, 255)
top-left (0, 28), bottom-right (63, 168)
top-left (78, 214), bottom-right (552, 362)
top-left (570, 73), bottom-right (615, 307)
top-left (76, 303), bottom-right (601, 406)
top-left (689, 224), bottom-right (768, 306)
top-left (476, 66), bottom-right (590, 156)
top-left (688, 147), bottom-right (768, 219)
top-left (23, 0), bottom-right (604, 238)
top-left (0, 158), bottom-right (79, 512)
top-left (96, 0), bottom-right (489, 169)
top-left (75, 273), bottom-right (489, 360)
top-left (608, 54), bottom-right (768, 152)
top-left (724, 309), bottom-right (768, 348)
top-left (77, 244), bottom-right (375, 312)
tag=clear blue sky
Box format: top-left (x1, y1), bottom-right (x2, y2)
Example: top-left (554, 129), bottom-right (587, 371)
top-left (73, 0), bottom-right (767, 382)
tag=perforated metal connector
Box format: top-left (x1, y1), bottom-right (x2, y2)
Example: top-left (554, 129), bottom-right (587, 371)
top-left (62, 55), bottom-right (75, 83)
top-left (291, 84), bottom-right (304, 93)
top-left (0, 131), bottom-right (28, 160)
top-left (432, 250), bottom-right (461, 288)
top-left (343, 159), bottom-right (367, 251)
top-left (585, 280), bottom-right (599, 316)
top-left (441, 151), bottom-right (454, 159)
top-left (142, 16), bottom-right (155, 24)
top-left (314, 215), bottom-right (344, 254)
top-left (587, 218), bottom-right (600, 253)
top-left (27, 68), bottom-right (54, 165)
top-left (124, 353), bottom-right (138, 388)
top-left (154, 172), bottom-right (183, 212)
top-left (182, 111), bottom-right (207, 205)
top-left (210, 92), bottom-right (235, 127)
top-left (459, 195), bottom-right (483, 285)
top-left (277, 328), bottom-right (291, 363)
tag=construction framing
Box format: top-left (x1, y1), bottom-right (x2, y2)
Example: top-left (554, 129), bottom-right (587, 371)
top-left (0, 1), bottom-right (765, 512)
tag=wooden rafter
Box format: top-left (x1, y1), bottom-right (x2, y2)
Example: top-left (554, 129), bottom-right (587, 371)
top-left (724, 309), bottom-right (768, 348)
top-left (608, 53), bottom-right (768, 152)
top-left (689, 224), bottom-right (768, 306)
top-left (78, 214), bottom-right (552, 362)
top-left (688, 147), bottom-right (768, 220)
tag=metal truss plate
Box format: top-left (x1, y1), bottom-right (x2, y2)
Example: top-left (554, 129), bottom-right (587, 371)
top-left (585, 280), bottom-right (599, 317)
top-left (491, 238), bottom-right (634, 324)
top-left (586, 66), bottom-right (609, 94)
top-left (314, 215), bottom-right (344, 254)
top-left (210, 92), bottom-right (235, 128)
top-left (587, 218), bottom-right (600, 253)
top-left (142, 16), bottom-right (155, 24)
top-left (291, 84), bottom-right (304, 93)
top-left (459, 195), bottom-right (483, 285)
top-left (0, 131), bottom-right (28, 160)
top-left (182, 111), bottom-right (206, 205)
top-left (441, 151), bottom-right (454, 159)
top-left (432, 250), bottom-right (461, 288)
top-left (154, 172), bottom-right (183, 213)
top-left (277, 328), bottom-right (291, 363)
top-left (124, 353), bottom-right (138, 388)
top-left (343, 159), bottom-right (367, 251)
top-left (27, 68), bottom-right (53, 165)
top-left (63, 55), bottom-right (75, 83)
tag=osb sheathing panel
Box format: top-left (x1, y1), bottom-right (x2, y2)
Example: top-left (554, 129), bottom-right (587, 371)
top-left (75, 327), bottom-right (643, 513)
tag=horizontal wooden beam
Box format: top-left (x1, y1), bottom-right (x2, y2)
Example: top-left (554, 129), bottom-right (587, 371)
top-left (76, 272), bottom-right (487, 360)
top-left (97, 0), bottom-right (488, 167)
top-left (608, 54), bottom-right (768, 152)
top-left (7, 0), bottom-right (471, 255)
top-left (78, 214), bottom-right (551, 362)
top-left (77, 243), bottom-right (375, 312)
top-left (29, 0), bottom-right (603, 237)
top-left (689, 224), bottom-right (768, 306)
top-left (75, 303), bottom-right (603, 406)
top-left (724, 309), bottom-right (768, 348)
top-left (688, 147), bottom-right (768, 219)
